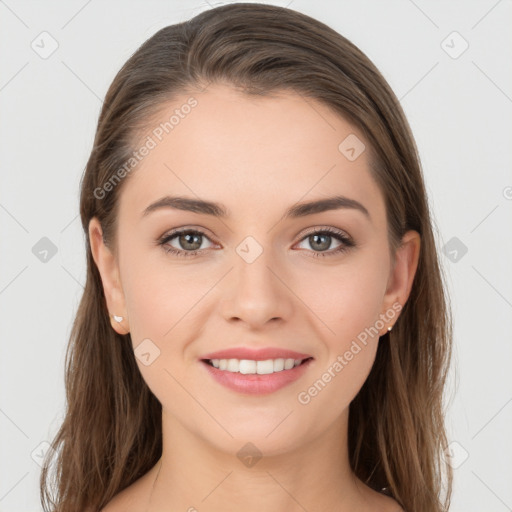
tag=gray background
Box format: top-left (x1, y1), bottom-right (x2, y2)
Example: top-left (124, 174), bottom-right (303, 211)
top-left (1, 0), bottom-right (511, 510)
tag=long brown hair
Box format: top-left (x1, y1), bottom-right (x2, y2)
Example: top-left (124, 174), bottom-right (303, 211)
top-left (40, 3), bottom-right (453, 511)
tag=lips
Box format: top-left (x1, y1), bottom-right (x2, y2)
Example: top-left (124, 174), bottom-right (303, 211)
top-left (200, 347), bottom-right (313, 361)
top-left (200, 356), bottom-right (314, 395)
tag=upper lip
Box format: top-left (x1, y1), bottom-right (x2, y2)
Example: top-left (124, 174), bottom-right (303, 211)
top-left (200, 347), bottom-right (313, 361)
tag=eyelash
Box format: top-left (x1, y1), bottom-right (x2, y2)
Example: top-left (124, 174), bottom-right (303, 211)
top-left (157, 227), bottom-right (355, 259)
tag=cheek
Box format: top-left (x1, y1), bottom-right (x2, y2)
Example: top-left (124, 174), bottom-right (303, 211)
top-left (295, 250), bottom-right (389, 342)
top-left (297, 339), bottom-right (378, 430)
top-left (293, 251), bottom-right (387, 399)
top-left (295, 279), bottom-right (385, 421)
top-left (118, 248), bottom-right (210, 404)
top-left (119, 244), bottom-right (210, 342)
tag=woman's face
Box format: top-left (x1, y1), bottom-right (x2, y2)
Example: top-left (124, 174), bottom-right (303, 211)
top-left (93, 83), bottom-right (418, 456)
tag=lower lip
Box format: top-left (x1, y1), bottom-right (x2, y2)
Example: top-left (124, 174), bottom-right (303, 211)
top-left (200, 358), bottom-right (314, 395)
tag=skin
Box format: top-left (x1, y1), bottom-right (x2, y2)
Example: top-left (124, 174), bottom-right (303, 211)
top-left (91, 83), bottom-right (419, 512)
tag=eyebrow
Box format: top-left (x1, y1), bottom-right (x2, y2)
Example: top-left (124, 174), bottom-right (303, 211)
top-left (142, 195), bottom-right (371, 221)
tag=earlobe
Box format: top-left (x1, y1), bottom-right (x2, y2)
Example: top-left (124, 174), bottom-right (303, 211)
top-left (88, 217), bottom-right (130, 335)
top-left (379, 230), bottom-right (421, 336)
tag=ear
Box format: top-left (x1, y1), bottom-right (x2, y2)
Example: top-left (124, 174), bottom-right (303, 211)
top-left (379, 230), bottom-right (421, 336)
top-left (88, 217), bottom-right (130, 335)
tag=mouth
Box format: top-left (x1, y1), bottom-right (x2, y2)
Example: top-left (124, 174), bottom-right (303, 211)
top-left (199, 356), bottom-right (315, 395)
top-left (201, 357), bottom-right (314, 374)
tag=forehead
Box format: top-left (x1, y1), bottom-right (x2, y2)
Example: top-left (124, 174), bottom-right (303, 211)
top-left (119, 84), bottom-right (385, 224)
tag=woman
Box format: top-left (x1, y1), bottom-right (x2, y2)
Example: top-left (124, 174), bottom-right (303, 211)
top-left (40, 3), bottom-right (453, 512)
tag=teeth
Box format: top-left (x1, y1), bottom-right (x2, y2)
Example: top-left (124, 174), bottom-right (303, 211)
top-left (209, 358), bottom-right (305, 374)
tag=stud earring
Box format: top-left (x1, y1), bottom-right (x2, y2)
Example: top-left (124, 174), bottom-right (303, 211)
top-left (387, 325), bottom-right (393, 332)
top-left (111, 314), bottom-right (123, 323)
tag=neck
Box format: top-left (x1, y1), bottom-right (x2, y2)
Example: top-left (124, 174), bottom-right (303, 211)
top-left (144, 408), bottom-right (374, 512)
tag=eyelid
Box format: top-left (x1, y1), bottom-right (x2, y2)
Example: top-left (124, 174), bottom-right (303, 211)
top-left (293, 226), bottom-right (354, 250)
top-left (158, 225), bottom-right (217, 241)
top-left (158, 226), bottom-right (219, 248)
top-left (296, 225), bottom-right (351, 240)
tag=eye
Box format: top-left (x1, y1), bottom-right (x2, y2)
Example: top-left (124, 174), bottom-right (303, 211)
top-left (294, 227), bottom-right (355, 258)
top-left (158, 229), bottom-right (216, 257)
top-left (157, 226), bottom-right (355, 259)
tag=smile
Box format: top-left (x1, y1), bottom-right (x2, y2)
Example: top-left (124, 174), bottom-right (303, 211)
top-left (204, 357), bottom-right (312, 374)
top-left (200, 357), bottom-right (314, 395)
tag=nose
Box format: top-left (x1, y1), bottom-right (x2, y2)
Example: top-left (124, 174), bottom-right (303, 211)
top-left (219, 243), bottom-right (294, 329)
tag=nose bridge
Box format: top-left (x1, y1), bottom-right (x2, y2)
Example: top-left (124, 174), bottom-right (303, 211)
top-left (221, 234), bottom-right (292, 325)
